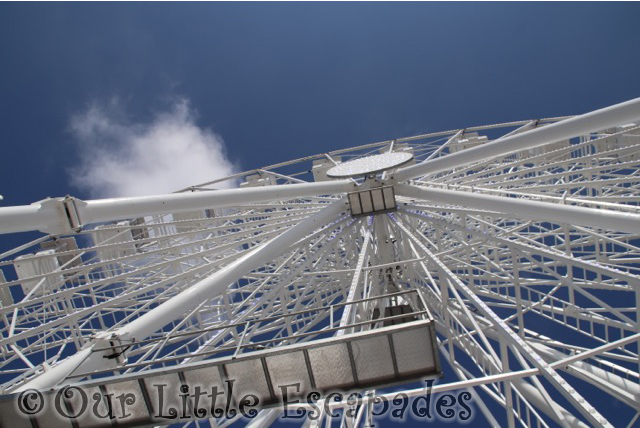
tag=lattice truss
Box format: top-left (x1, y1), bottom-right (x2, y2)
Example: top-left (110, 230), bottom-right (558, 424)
top-left (0, 103), bottom-right (640, 428)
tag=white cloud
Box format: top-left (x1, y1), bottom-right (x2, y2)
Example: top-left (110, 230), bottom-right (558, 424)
top-left (69, 99), bottom-right (237, 198)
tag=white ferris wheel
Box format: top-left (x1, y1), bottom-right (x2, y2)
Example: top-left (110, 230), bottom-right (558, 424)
top-left (0, 98), bottom-right (640, 428)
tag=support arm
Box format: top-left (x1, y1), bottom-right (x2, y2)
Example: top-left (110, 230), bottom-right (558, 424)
top-left (0, 180), bottom-right (354, 235)
top-left (393, 97), bottom-right (640, 182)
top-left (395, 183), bottom-right (640, 234)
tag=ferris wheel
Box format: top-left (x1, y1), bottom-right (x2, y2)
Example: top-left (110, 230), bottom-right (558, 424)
top-left (0, 98), bottom-right (640, 428)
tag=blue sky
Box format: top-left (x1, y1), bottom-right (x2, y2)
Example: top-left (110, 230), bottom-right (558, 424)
top-left (1, 2), bottom-right (640, 427)
top-left (2, 2), bottom-right (640, 208)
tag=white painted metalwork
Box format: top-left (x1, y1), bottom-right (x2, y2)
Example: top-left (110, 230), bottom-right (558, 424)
top-left (1, 97), bottom-right (640, 427)
top-left (326, 152), bottom-right (414, 178)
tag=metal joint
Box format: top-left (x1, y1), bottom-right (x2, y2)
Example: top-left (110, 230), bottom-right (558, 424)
top-left (62, 196), bottom-right (83, 232)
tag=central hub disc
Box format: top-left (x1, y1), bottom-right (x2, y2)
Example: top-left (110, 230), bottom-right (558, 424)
top-left (326, 152), bottom-right (414, 178)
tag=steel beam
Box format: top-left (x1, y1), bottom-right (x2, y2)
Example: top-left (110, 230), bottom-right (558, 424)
top-left (392, 213), bottom-right (614, 427)
top-left (0, 180), bottom-right (354, 235)
top-left (393, 97), bottom-right (640, 181)
top-left (396, 183), bottom-right (640, 234)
